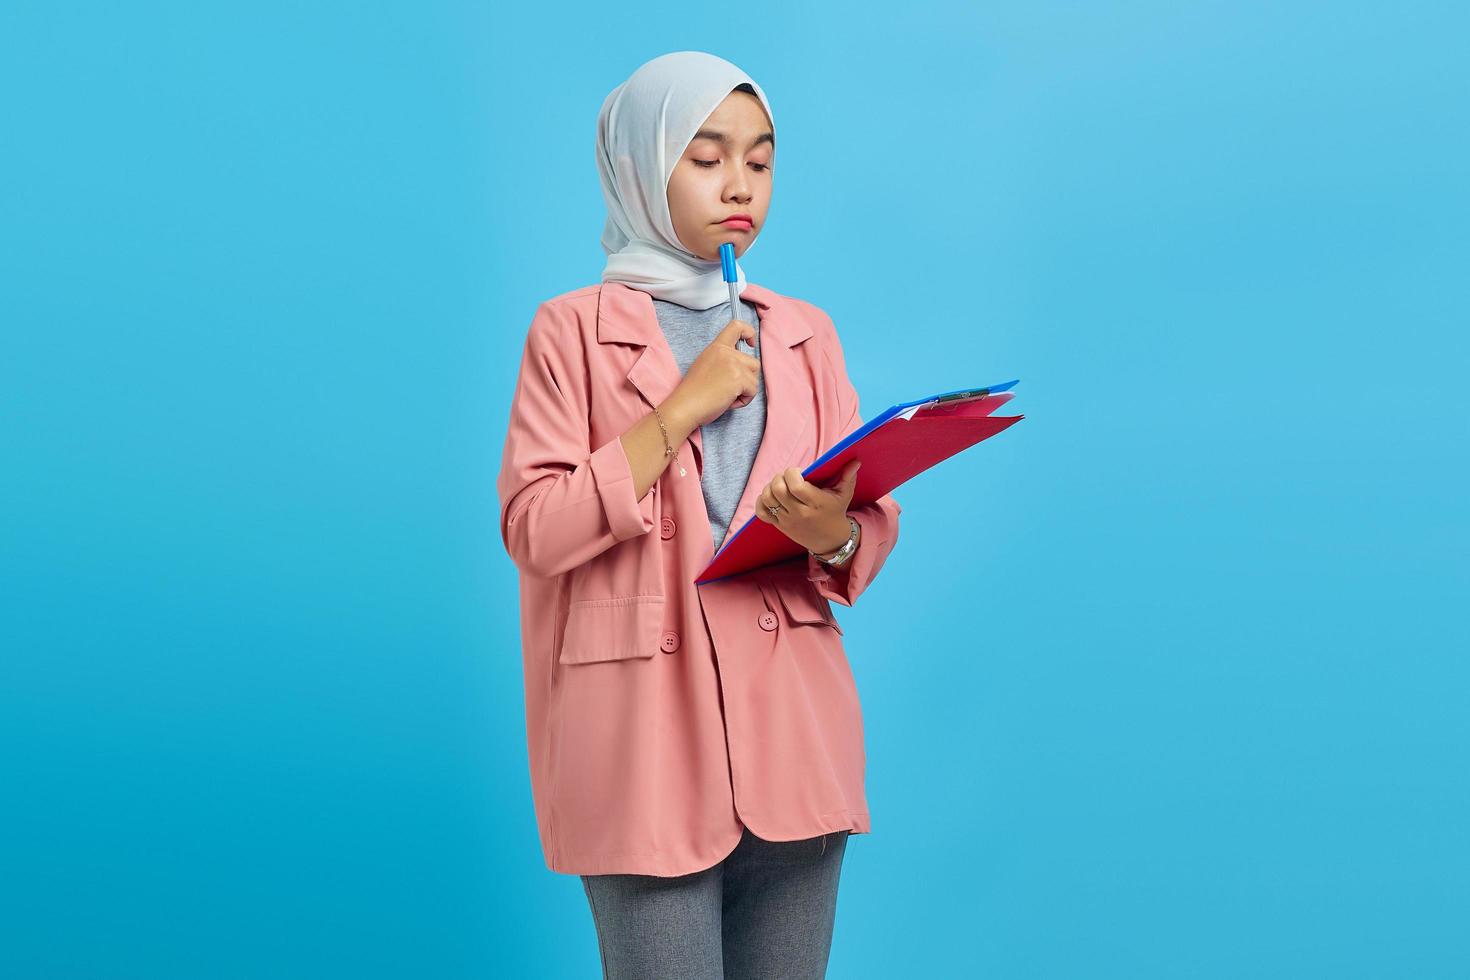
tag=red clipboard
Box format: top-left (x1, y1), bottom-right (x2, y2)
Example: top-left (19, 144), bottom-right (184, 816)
top-left (695, 384), bottom-right (1024, 584)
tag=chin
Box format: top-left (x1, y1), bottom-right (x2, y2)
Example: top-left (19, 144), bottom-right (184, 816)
top-left (707, 241), bottom-right (744, 261)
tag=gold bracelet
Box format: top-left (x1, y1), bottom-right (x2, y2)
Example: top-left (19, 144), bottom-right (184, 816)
top-left (652, 405), bottom-right (686, 477)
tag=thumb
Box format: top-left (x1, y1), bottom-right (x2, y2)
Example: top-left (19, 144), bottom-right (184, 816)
top-left (838, 459), bottom-right (862, 495)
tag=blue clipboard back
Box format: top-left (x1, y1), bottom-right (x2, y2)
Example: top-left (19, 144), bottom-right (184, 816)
top-left (803, 378), bottom-right (1020, 473)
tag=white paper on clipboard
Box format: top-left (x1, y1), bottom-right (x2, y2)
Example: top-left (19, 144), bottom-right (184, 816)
top-left (895, 399), bottom-right (938, 421)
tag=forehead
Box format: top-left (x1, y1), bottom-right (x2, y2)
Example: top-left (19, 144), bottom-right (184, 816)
top-left (691, 91), bottom-right (774, 145)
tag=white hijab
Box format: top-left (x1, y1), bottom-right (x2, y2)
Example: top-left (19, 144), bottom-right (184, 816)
top-left (596, 51), bottom-right (776, 310)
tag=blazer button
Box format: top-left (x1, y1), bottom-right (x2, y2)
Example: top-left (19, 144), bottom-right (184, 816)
top-left (660, 630), bottom-right (680, 654)
top-left (660, 517), bottom-right (676, 540)
top-left (758, 611), bottom-right (778, 632)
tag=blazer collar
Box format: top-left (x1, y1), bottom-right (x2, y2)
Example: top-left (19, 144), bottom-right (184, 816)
top-left (596, 279), bottom-right (810, 347)
top-left (595, 279), bottom-right (817, 556)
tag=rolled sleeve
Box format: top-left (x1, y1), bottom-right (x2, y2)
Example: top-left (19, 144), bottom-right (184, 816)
top-left (589, 435), bottom-right (657, 542)
top-left (806, 497), bottom-right (901, 607)
top-left (497, 301), bottom-right (658, 579)
top-left (804, 308), bottom-right (902, 607)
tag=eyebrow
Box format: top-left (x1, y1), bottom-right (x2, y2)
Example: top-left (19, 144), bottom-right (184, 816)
top-left (691, 129), bottom-right (775, 151)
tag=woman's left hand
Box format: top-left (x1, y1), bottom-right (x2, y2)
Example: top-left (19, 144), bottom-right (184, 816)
top-left (754, 459), bottom-right (862, 553)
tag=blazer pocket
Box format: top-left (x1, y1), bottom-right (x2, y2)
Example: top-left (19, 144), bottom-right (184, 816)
top-left (558, 594), bottom-right (665, 665)
top-left (774, 579), bottom-right (844, 635)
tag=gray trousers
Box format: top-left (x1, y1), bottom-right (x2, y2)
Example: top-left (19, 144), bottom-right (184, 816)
top-left (579, 826), bottom-right (851, 980)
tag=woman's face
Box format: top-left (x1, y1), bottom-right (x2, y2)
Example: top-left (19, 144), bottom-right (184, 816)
top-left (667, 90), bottom-right (774, 262)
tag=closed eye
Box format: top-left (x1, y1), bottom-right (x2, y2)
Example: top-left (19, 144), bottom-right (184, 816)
top-left (694, 160), bottom-right (771, 172)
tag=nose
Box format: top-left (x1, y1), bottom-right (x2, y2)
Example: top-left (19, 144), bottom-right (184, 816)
top-left (724, 169), bottom-right (751, 204)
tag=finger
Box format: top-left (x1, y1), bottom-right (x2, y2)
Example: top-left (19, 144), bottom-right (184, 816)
top-left (771, 474), bottom-right (809, 512)
top-left (817, 459), bottom-right (859, 494)
top-left (757, 488), bottom-right (782, 523)
top-left (718, 319), bottom-right (757, 349)
top-left (779, 468), bottom-right (820, 508)
top-left (753, 488), bottom-right (770, 522)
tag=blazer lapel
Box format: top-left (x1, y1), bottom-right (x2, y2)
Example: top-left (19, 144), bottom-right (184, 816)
top-left (597, 281), bottom-right (703, 464)
top-left (596, 280), bottom-right (815, 556)
top-left (714, 282), bottom-right (813, 554)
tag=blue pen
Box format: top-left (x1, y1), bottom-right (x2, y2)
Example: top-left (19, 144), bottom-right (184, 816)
top-left (719, 242), bottom-right (753, 354)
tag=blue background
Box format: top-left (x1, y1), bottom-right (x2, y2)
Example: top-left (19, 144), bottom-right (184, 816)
top-left (3, 2), bottom-right (1466, 977)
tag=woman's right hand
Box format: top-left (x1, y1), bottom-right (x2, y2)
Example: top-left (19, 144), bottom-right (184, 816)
top-left (666, 319), bottom-right (760, 429)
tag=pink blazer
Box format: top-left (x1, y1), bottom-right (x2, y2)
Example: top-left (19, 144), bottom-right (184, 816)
top-left (497, 280), bottom-right (902, 877)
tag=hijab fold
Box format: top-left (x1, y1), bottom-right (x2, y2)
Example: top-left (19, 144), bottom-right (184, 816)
top-left (596, 51), bottom-right (775, 310)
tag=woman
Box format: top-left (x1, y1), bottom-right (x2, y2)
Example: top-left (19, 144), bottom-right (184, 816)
top-left (497, 51), bottom-right (902, 980)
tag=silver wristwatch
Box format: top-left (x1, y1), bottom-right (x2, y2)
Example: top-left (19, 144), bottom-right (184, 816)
top-left (812, 516), bottom-right (860, 567)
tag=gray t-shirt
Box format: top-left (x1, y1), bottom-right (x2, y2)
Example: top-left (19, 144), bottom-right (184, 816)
top-left (651, 296), bottom-right (766, 551)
